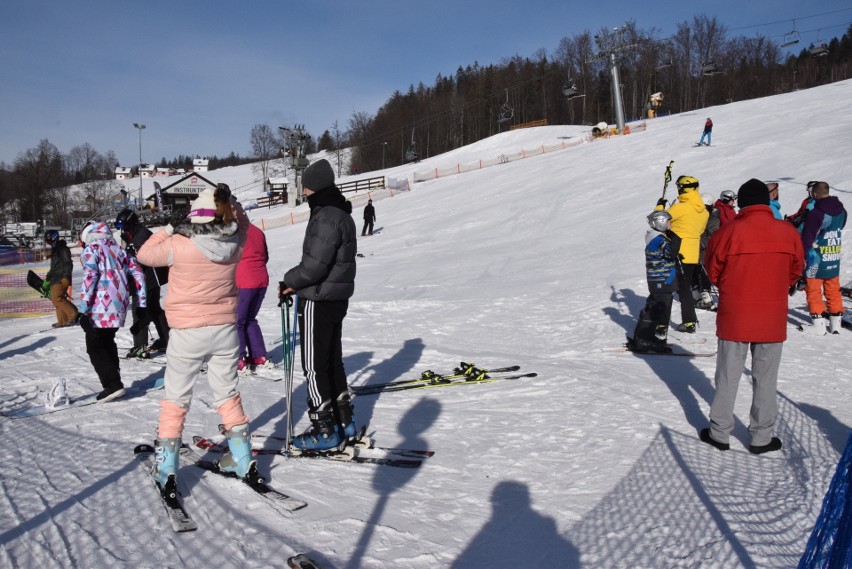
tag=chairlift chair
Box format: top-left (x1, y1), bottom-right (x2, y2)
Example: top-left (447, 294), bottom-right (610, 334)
top-left (562, 81), bottom-right (582, 99)
top-left (701, 60), bottom-right (721, 76)
top-left (808, 30), bottom-right (830, 57)
top-left (655, 58), bottom-right (672, 71)
top-left (497, 88), bottom-right (514, 123)
top-left (781, 21), bottom-right (800, 48)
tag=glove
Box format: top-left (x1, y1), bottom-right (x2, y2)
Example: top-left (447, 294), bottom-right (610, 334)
top-left (40, 280), bottom-right (52, 297)
top-left (789, 276), bottom-right (807, 296)
top-left (79, 314), bottom-right (94, 334)
top-left (656, 198), bottom-right (667, 208)
top-left (278, 281), bottom-right (293, 305)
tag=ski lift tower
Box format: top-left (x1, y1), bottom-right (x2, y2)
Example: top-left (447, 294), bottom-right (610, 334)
top-left (279, 124), bottom-right (311, 206)
top-left (591, 24), bottom-right (635, 134)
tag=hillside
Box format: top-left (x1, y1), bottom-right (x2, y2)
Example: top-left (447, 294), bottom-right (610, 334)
top-left (1, 80), bottom-right (851, 568)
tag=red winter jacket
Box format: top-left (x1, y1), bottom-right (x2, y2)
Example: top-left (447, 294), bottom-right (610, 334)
top-left (714, 199), bottom-right (737, 226)
top-left (705, 205), bottom-right (804, 342)
top-left (236, 223), bottom-right (270, 289)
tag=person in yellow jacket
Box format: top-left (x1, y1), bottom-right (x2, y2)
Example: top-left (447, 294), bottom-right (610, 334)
top-left (655, 175), bottom-right (710, 332)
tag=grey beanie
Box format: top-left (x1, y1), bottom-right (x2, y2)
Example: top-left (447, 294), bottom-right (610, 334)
top-left (302, 159), bottom-right (335, 192)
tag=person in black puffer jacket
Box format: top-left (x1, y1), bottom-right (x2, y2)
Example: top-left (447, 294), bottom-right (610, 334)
top-left (45, 230), bottom-right (79, 327)
top-left (279, 159), bottom-right (357, 451)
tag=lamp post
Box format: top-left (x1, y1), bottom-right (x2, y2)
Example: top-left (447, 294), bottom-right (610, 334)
top-left (133, 123), bottom-right (146, 208)
top-left (381, 141), bottom-right (388, 169)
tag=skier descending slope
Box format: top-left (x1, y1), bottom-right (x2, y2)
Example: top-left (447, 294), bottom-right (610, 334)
top-left (137, 185), bottom-right (259, 490)
top-left (279, 159), bottom-right (358, 452)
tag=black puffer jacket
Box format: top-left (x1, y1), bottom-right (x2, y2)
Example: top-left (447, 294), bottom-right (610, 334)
top-left (46, 239), bottom-right (74, 282)
top-left (124, 224), bottom-right (169, 289)
top-left (284, 186), bottom-right (356, 301)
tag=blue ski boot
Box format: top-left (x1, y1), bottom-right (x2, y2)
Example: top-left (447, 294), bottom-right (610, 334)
top-left (151, 438), bottom-right (180, 489)
top-left (292, 401), bottom-right (344, 452)
top-left (334, 392), bottom-right (358, 443)
top-left (217, 424), bottom-right (256, 479)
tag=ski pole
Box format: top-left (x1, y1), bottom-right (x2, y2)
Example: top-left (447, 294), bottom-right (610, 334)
top-left (285, 294), bottom-right (299, 451)
top-left (660, 160), bottom-right (675, 202)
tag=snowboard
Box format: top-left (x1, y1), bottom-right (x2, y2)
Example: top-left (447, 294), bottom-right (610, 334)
top-left (602, 344), bottom-right (716, 357)
top-left (27, 270), bottom-right (50, 299)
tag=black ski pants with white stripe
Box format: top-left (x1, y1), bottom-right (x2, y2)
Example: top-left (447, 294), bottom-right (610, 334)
top-left (298, 298), bottom-right (350, 410)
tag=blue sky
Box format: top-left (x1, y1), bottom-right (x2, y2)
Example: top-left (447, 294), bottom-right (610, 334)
top-left (1, 1), bottom-right (850, 168)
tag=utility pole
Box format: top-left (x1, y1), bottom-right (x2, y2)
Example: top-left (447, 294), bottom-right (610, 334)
top-left (133, 123), bottom-right (146, 208)
top-left (381, 141), bottom-right (388, 169)
top-left (591, 24), bottom-right (634, 134)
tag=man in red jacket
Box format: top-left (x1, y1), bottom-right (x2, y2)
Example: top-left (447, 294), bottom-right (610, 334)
top-left (700, 179), bottom-right (804, 454)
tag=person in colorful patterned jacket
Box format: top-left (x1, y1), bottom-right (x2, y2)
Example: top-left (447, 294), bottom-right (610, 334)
top-left (137, 185), bottom-right (257, 494)
top-left (799, 181), bottom-right (847, 335)
top-left (77, 221), bottom-right (147, 402)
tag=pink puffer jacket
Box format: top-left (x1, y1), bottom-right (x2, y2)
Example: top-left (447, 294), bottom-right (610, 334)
top-left (138, 221), bottom-right (242, 329)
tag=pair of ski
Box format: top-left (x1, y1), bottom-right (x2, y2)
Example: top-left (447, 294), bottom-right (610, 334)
top-left (351, 363), bottom-right (536, 396)
top-left (134, 441), bottom-right (309, 533)
top-left (193, 426), bottom-right (433, 468)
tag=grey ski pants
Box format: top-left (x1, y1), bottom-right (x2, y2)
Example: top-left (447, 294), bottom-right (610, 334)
top-left (708, 339), bottom-right (783, 447)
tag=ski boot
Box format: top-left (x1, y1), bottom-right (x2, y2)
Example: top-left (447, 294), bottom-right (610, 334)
top-left (149, 338), bottom-right (168, 353)
top-left (292, 401), bottom-right (344, 452)
top-left (236, 356), bottom-right (250, 375)
top-left (334, 391), bottom-right (358, 443)
top-left (829, 312), bottom-right (843, 335)
top-left (126, 345), bottom-right (149, 359)
top-left (217, 424), bottom-right (258, 480)
top-left (252, 356), bottom-right (274, 370)
top-left (800, 314), bottom-right (827, 336)
top-left (152, 438), bottom-right (181, 498)
top-left (676, 322), bottom-right (697, 334)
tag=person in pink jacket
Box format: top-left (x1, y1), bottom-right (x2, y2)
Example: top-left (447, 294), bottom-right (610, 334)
top-left (137, 185), bottom-right (258, 496)
top-left (235, 223), bottom-right (271, 373)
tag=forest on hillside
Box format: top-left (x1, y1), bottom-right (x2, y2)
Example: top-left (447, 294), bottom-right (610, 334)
top-left (347, 15), bottom-right (851, 172)
top-left (1, 14), bottom-right (850, 227)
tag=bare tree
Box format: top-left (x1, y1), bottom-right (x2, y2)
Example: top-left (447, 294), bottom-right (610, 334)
top-left (14, 139), bottom-right (64, 222)
top-left (249, 123), bottom-right (278, 191)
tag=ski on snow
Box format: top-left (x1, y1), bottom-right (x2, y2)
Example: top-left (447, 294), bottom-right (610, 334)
top-left (193, 434), bottom-right (425, 468)
top-left (134, 444), bottom-right (198, 533)
top-left (176, 445), bottom-right (308, 513)
top-left (602, 344), bottom-right (716, 357)
top-left (352, 363), bottom-right (535, 396)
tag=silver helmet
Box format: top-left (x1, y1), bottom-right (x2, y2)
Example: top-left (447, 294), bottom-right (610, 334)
top-left (720, 190), bottom-right (736, 202)
top-left (647, 210), bottom-right (672, 232)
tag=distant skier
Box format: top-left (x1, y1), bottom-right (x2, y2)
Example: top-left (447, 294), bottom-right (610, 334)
top-left (698, 117), bottom-right (713, 146)
top-left (627, 210), bottom-right (681, 353)
top-left (362, 199), bottom-right (376, 236)
top-left (44, 230), bottom-right (79, 328)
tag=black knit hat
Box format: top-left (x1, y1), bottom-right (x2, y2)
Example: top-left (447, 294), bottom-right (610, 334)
top-left (302, 159), bottom-right (335, 192)
top-left (737, 178), bottom-right (770, 209)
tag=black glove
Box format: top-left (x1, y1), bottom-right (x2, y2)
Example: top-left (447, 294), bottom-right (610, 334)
top-left (656, 198), bottom-right (667, 208)
top-left (79, 314), bottom-right (94, 334)
top-left (789, 276), bottom-right (806, 296)
top-left (278, 281), bottom-right (292, 305)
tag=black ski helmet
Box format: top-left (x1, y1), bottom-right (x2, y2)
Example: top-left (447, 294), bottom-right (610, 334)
top-left (115, 209), bottom-right (139, 231)
top-left (45, 230), bottom-right (59, 244)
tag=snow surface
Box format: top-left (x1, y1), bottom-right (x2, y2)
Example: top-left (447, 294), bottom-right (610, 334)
top-left (2, 81), bottom-right (852, 569)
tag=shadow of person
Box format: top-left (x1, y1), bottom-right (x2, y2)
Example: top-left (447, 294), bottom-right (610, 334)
top-left (452, 481), bottom-right (579, 568)
top-left (346, 398), bottom-right (440, 569)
